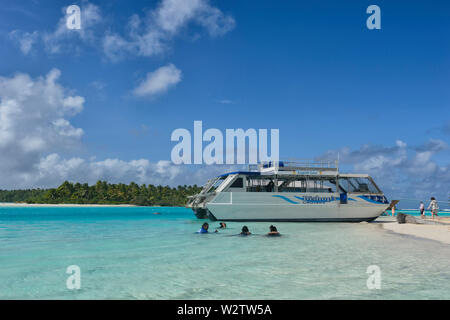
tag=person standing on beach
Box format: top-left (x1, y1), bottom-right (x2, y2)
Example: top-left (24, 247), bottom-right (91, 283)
top-left (419, 201), bottom-right (425, 218)
top-left (427, 197), bottom-right (439, 219)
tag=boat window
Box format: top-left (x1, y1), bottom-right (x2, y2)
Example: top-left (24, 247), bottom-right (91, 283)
top-left (321, 180), bottom-right (337, 193)
top-left (280, 178), bottom-right (337, 193)
top-left (278, 179), bottom-right (307, 192)
top-left (246, 177), bottom-right (273, 192)
top-left (338, 177), bottom-right (380, 194)
top-left (247, 176), bottom-right (338, 193)
top-left (229, 177), bottom-right (243, 188)
top-left (245, 175), bottom-right (380, 194)
top-left (205, 177), bottom-right (226, 193)
top-left (337, 179), bottom-right (347, 193)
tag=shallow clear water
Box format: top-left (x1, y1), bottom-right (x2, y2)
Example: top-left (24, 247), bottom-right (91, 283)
top-left (0, 206), bottom-right (449, 299)
top-left (397, 209), bottom-right (450, 217)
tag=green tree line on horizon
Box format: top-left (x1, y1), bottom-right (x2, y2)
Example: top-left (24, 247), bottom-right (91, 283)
top-left (0, 181), bottom-right (203, 206)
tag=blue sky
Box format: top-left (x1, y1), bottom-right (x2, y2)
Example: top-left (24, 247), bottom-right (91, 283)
top-left (0, 0), bottom-right (449, 206)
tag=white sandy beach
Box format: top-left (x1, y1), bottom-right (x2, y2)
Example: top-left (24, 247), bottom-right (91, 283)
top-left (376, 216), bottom-right (450, 245)
top-left (0, 203), bottom-right (137, 208)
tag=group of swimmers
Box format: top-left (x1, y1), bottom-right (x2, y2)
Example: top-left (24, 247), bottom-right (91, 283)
top-left (196, 222), bottom-right (281, 236)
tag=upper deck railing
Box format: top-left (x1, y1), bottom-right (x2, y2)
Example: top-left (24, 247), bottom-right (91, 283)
top-left (248, 158), bottom-right (339, 172)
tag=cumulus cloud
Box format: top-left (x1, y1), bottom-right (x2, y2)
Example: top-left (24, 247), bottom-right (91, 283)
top-left (32, 155), bottom-right (183, 188)
top-left (5, 153), bottom-right (238, 189)
top-left (32, 155), bottom-right (238, 188)
top-left (102, 0), bottom-right (235, 61)
top-left (322, 140), bottom-right (450, 204)
top-left (0, 69), bottom-right (236, 189)
top-left (133, 64), bottom-right (182, 97)
top-left (0, 69), bottom-right (84, 179)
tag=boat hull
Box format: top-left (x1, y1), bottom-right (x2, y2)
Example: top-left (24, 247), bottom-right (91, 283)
top-left (204, 192), bottom-right (388, 222)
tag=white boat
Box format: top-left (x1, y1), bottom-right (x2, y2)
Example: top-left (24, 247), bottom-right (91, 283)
top-left (187, 159), bottom-right (394, 222)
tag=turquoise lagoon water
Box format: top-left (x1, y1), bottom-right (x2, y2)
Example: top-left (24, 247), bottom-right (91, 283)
top-left (397, 209), bottom-right (450, 217)
top-left (0, 206), bottom-right (449, 300)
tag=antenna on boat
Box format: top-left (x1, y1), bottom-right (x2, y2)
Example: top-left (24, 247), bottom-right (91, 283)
top-left (337, 152), bottom-right (340, 173)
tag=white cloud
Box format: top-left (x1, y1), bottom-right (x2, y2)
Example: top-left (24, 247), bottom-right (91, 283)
top-left (9, 0), bottom-right (234, 61)
top-left (133, 64), bottom-right (182, 97)
top-left (102, 0), bottom-right (235, 61)
top-left (9, 3), bottom-right (103, 55)
top-left (43, 2), bottom-right (103, 54)
top-left (3, 152), bottom-right (239, 189)
top-left (22, 154), bottom-right (239, 189)
top-left (32, 155), bottom-right (184, 187)
top-left (0, 69), bottom-right (238, 189)
top-left (156, 0), bottom-right (202, 33)
top-left (52, 118), bottom-right (84, 138)
top-left (154, 0), bottom-right (234, 36)
top-left (0, 69), bottom-right (84, 184)
top-left (194, 2), bottom-right (236, 36)
top-left (9, 30), bottom-right (39, 55)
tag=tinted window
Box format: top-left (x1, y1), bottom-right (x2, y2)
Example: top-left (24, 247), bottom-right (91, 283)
top-left (230, 178), bottom-right (243, 188)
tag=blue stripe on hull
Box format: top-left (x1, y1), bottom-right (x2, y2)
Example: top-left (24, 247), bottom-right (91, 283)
top-left (207, 213), bottom-right (378, 223)
top-left (272, 195), bottom-right (299, 204)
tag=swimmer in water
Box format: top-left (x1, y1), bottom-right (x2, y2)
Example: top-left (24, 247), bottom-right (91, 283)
top-left (197, 222), bottom-right (209, 233)
top-left (267, 225), bottom-right (280, 236)
top-left (218, 222), bottom-right (227, 229)
top-left (240, 226), bottom-right (251, 236)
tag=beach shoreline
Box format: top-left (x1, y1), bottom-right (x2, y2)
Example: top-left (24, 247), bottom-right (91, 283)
top-left (375, 216), bottom-right (450, 245)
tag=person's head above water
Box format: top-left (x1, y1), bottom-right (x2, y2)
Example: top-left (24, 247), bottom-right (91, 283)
top-left (197, 222), bottom-right (209, 234)
top-left (267, 225), bottom-right (280, 236)
top-left (240, 226), bottom-right (251, 235)
top-left (219, 222), bottom-right (226, 228)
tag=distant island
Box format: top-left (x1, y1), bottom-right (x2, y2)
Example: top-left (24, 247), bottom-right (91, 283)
top-left (0, 181), bottom-right (202, 207)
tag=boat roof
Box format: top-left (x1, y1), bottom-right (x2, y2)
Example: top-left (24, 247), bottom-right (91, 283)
top-left (217, 171), bottom-right (260, 177)
top-left (217, 171), bottom-right (370, 179)
top-left (216, 160), bottom-right (370, 179)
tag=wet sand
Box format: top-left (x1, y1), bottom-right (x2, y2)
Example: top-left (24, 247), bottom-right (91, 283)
top-left (376, 216), bottom-right (450, 245)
